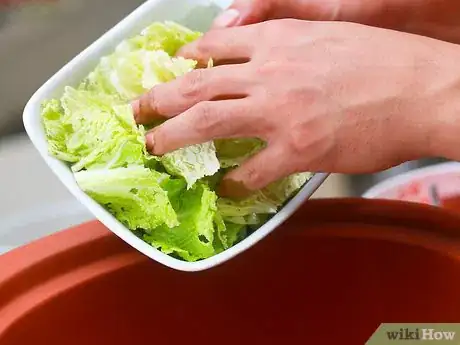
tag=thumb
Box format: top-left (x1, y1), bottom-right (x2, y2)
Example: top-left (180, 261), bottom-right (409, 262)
top-left (218, 145), bottom-right (293, 199)
top-left (212, 0), bottom-right (272, 29)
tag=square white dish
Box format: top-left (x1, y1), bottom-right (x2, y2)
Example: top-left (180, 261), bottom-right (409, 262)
top-left (23, 0), bottom-right (329, 271)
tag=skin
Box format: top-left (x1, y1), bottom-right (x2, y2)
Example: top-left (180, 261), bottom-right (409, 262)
top-left (131, 1), bottom-right (460, 199)
top-left (212, 0), bottom-right (460, 44)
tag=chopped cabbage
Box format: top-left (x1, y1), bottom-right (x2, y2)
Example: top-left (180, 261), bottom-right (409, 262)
top-left (41, 21), bottom-right (313, 262)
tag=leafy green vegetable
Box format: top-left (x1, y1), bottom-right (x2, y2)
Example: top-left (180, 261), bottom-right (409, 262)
top-left (42, 99), bottom-right (79, 163)
top-left (214, 213), bottom-right (247, 250)
top-left (215, 138), bottom-right (266, 168)
top-left (81, 21), bottom-right (201, 100)
top-left (43, 87), bottom-right (146, 172)
top-left (142, 51), bottom-right (197, 90)
top-left (161, 141), bottom-right (220, 189)
top-left (218, 173), bottom-right (313, 221)
top-left (75, 166), bottom-right (182, 230)
top-left (41, 21), bottom-right (312, 262)
top-left (131, 21), bottom-right (202, 56)
top-left (144, 182), bottom-right (217, 261)
top-left (82, 49), bottom-right (197, 101)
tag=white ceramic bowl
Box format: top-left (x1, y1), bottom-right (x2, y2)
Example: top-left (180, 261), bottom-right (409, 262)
top-left (23, 0), bottom-right (328, 271)
top-left (363, 161), bottom-right (460, 204)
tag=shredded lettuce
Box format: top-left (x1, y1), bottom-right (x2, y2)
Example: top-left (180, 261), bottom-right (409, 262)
top-left (41, 21), bottom-right (313, 262)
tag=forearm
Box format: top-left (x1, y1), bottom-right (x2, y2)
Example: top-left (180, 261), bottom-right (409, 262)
top-left (365, 0), bottom-right (460, 44)
top-left (423, 43), bottom-right (460, 161)
top-left (269, 0), bottom-right (460, 44)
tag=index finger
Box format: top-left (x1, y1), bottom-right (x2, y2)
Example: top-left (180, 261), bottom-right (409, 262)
top-left (145, 99), bottom-right (262, 155)
top-left (131, 65), bottom-right (250, 125)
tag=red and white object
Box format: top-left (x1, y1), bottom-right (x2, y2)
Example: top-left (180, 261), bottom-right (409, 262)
top-left (363, 162), bottom-right (460, 205)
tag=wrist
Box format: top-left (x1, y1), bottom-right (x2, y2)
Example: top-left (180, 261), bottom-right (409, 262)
top-left (401, 0), bottom-right (460, 44)
top-left (362, 0), bottom-right (460, 44)
top-left (422, 44), bottom-right (460, 161)
top-left (341, 0), bottom-right (412, 31)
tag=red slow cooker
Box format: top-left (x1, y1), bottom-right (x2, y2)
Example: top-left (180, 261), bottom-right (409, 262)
top-left (0, 198), bottom-right (459, 345)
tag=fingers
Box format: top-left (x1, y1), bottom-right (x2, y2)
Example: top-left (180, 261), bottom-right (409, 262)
top-left (132, 66), bottom-right (250, 125)
top-left (212, 0), bottom-right (272, 29)
top-left (145, 99), bottom-right (261, 155)
top-left (218, 144), bottom-right (293, 199)
top-left (176, 26), bottom-right (255, 66)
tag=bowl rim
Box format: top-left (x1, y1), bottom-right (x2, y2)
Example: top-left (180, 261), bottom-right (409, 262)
top-left (22, 0), bottom-right (329, 272)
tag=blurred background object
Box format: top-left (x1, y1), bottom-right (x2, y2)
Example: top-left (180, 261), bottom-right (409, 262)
top-left (0, 0), bottom-right (146, 135)
top-left (0, 0), bottom-right (146, 253)
top-left (0, 0), bottom-right (445, 254)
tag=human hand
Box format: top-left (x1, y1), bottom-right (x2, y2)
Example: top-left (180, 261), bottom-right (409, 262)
top-left (210, 0), bottom-right (346, 28)
top-left (212, 0), bottom-right (460, 44)
top-left (132, 20), bottom-right (460, 198)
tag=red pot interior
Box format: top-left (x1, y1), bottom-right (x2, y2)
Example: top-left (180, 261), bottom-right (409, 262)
top-left (442, 194), bottom-right (460, 212)
top-left (0, 199), bottom-right (459, 345)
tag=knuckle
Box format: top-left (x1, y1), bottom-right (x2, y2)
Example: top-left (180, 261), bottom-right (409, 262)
top-left (195, 32), bottom-right (215, 56)
top-left (257, 60), bottom-right (280, 76)
top-left (191, 102), bottom-right (218, 134)
top-left (286, 126), bottom-right (310, 156)
top-left (242, 165), bottom-right (261, 190)
top-left (146, 87), bottom-right (160, 114)
top-left (179, 70), bottom-right (205, 99)
top-left (150, 128), bottom-right (166, 154)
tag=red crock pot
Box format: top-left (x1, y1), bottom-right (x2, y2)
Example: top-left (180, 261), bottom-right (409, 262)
top-left (0, 198), bottom-right (459, 345)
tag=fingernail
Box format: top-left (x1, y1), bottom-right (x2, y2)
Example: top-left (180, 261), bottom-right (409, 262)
top-left (212, 8), bottom-right (240, 28)
top-left (218, 178), bottom-right (252, 199)
top-left (145, 132), bottom-right (154, 153)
